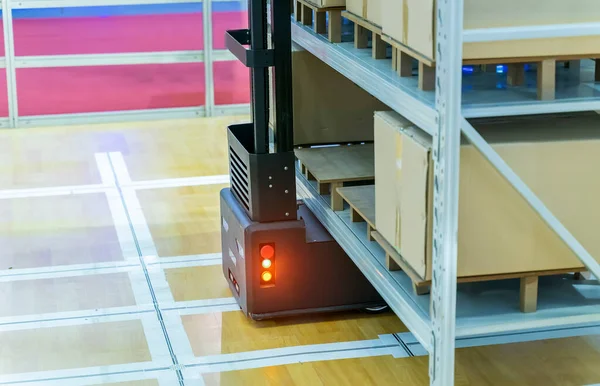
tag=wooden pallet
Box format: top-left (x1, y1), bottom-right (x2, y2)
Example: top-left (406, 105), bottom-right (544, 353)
top-left (382, 34), bottom-right (599, 100)
top-left (341, 11), bottom-right (387, 60)
top-left (371, 231), bottom-right (432, 296)
top-left (294, 0), bottom-right (343, 43)
top-left (336, 185), bottom-right (376, 241)
top-left (372, 230), bottom-right (585, 313)
top-left (294, 144), bottom-right (374, 210)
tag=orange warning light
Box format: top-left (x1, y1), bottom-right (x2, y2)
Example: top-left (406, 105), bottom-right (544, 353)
top-left (261, 259), bottom-right (272, 269)
top-left (261, 271), bottom-right (273, 282)
top-left (260, 244), bottom-right (275, 259)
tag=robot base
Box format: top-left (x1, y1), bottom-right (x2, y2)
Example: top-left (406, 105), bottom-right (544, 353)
top-left (220, 188), bottom-right (385, 320)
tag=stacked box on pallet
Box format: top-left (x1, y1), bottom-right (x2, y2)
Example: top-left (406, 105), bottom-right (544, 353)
top-left (346, 0), bottom-right (382, 26)
top-left (380, 0), bottom-right (600, 96)
top-left (382, 0), bottom-right (600, 61)
top-left (309, 0), bottom-right (345, 7)
top-left (374, 110), bottom-right (600, 280)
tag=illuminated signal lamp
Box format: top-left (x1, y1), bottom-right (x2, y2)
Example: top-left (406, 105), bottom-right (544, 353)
top-left (261, 271), bottom-right (273, 282)
top-left (259, 243), bottom-right (275, 285)
top-left (260, 244), bottom-right (275, 259)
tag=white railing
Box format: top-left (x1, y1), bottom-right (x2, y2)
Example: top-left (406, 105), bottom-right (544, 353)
top-left (0, 0), bottom-right (250, 128)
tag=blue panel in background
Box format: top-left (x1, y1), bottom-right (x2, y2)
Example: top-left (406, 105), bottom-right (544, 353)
top-left (8, 1), bottom-right (246, 19)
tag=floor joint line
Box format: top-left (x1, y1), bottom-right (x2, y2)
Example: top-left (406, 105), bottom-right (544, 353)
top-left (393, 333), bottom-right (415, 357)
top-left (107, 151), bottom-right (186, 386)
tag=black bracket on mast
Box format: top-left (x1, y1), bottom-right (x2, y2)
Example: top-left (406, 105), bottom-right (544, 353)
top-left (224, 0), bottom-right (296, 223)
top-left (225, 0), bottom-right (294, 154)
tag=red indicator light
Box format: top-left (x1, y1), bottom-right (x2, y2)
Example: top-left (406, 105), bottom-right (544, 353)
top-left (260, 244), bottom-right (275, 259)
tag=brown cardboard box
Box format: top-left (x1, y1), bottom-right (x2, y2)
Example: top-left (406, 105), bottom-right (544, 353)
top-left (309, 0), bottom-right (345, 8)
top-left (270, 49), bottom-right (388, 146)
top-left (382, 0), bottom-right (600, 61)
top-left (345, 0), bottom-right (364, 19)
top-left (346, 0), bottom-right (382, 26)
top-left (375, 111), bottom-right (600, 280)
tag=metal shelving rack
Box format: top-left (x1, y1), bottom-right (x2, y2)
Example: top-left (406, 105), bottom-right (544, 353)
top-left (290, 1), bottom-right (600, 385)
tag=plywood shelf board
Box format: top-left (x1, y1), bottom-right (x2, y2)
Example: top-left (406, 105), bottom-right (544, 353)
top-left (294, 144), bottom-right (375, 183)
top-left (336, 185), bottom-right (376, 228)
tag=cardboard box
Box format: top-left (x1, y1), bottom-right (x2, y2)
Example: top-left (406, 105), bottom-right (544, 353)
top-left (270, 48), bottom-right (388, 146)
top-left (345, 0), bottom-right (364, 19)
top-left (374, 111), bottom-right (600, 280)
top-left (382, 0), bottom-right (600, 61)
top-left (310, 0), bottom-right (345, 8)
top-left (346, 0), bottom-right (382, 26)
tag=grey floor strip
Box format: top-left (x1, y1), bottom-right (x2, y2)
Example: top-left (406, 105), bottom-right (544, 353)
top-left (396, 323), bottom-right (600, 357)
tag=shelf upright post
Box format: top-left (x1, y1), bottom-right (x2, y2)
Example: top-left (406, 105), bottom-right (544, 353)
top-left (430, 0), bottom-right (464, 385)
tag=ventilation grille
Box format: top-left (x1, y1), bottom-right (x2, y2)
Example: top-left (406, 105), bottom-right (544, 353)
top-left (229, 146), bottom-right (250, 211)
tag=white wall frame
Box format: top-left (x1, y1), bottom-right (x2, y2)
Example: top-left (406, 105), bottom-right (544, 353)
top-left (11, 0), bottom-right (236, 9)
top-left (2, 0), bottom-right (19, 127)
top-left (0, 0), bottom-right (250, 129)
top-left (17, 106), bottom-right (205, 127)
top-left (202, 0), bottom-right (216, 116)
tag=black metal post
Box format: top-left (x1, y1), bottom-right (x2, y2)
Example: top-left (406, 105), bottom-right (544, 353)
top-left (270, 0), bottom-right (294, 153)
top-left (248, 0), bottom-right (269, 154)
top-left (224, 0), bottom-right (297, 222)
top-left (227, 0), bottom-right (294, 154)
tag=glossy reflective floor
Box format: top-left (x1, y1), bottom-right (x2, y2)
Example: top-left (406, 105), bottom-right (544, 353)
top-left (1, 116), bottom-right (600, 386)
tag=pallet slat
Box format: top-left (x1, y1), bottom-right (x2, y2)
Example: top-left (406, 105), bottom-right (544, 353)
top-left (372, 229), bottom-right (585, 312)
top-left (295, 144), bottom-right (374, 211)
top-left (382, 33), bottom-right (598, 98)
top-left (295, 0), bottom-right (343, 43)
top-left (336, 185), bottom-right (376, 241)
top-left (342, 11), bottom-right (390, 61)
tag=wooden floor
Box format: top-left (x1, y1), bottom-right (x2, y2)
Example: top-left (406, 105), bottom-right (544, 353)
top-left (0, 116), bottom-right (599, 385)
